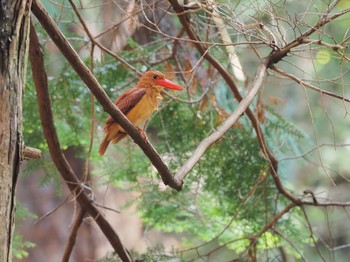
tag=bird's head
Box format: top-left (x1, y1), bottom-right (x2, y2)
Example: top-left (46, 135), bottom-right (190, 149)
top-left (137, 71), bottom-right (184, 91)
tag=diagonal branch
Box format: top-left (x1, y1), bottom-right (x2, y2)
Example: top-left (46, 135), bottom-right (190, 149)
top-left (175, 63), bottom-right (267, 181)
top-left (29, 20), bottom-right (132, 262)
top-left (31, 0), bottom-right (182, 191)
top-left (244, 202), bottom-right (297, 256)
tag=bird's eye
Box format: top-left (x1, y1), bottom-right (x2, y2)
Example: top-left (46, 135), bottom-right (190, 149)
top-left (153, 74), bottom-right (158, 79)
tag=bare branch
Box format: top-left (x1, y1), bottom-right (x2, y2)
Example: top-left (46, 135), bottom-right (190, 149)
top-left (67, 0), bottom-right (140, 76)
top-left (175, 63), bottom-right (267, 182)
top-left (271, 66), bottom-right (350, 103)
top-left (207, 0), bottom-right (246, 81)
top-left (34, 194), bottom-right (71, 225)
top-left (301, 38), bottom-right (347, 51)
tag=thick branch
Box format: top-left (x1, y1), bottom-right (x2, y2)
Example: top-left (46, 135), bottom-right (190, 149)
top-left (29, 21), bottom-right (132, 262)
top-left (175, 63), bottom-right (267, 181)
top-left (31, 0), bottom-right (182, 191)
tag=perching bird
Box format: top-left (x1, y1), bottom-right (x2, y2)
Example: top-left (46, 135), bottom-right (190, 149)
top-left (99, 71), bottom-right (184, 156)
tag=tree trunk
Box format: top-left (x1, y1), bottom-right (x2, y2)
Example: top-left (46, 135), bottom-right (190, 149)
top-left (0, 1), bottom-right (31, 261)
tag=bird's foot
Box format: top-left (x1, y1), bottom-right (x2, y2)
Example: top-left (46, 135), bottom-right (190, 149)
top-left (137, 127), bottom-right (149, 142)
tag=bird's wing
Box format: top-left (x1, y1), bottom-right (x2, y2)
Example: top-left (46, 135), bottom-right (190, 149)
top-left (115, 87), bottom-right (147, 115)
top-left (104, 87), bottom-right (147, 133)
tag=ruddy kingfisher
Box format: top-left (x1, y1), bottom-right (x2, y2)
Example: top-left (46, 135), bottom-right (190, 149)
top-left (99, 71), bottom-right (184, 156)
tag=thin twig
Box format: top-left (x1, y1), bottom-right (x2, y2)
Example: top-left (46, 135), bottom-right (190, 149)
top-left (67, 0), bottom-right (140, 75)
top-left (271, 66), bottom-right (350, 103)
top-left (266, 6), bottom-right (350, 67)
top-left (34, 194), bottom-right (71, 225)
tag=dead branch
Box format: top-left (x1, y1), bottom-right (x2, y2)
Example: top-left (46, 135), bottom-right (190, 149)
top-left (22, 145), bottom-right (42, 160)
top-left (29, 20), bottom-right (133, 262)
top-left (207, 0), bottom-right (245, 81)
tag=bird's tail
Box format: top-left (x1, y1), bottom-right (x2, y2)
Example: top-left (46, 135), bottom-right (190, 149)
top-left (98, 136), bottom-right (110, 156)
top-left (111, 132), bottom-right (127, 144)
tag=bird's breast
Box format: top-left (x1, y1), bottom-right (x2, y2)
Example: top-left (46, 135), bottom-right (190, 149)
top-left (126, 91), bottom-right (162, 127)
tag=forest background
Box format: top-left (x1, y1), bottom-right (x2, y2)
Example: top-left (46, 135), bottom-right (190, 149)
top-left (5, 0), bottom-right (350, 261)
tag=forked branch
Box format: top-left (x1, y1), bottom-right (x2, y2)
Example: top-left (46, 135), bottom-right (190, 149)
top-left (29, 20), bottom-right (132, 262)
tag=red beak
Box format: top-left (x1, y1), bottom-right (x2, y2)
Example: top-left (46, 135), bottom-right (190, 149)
top-left (155, 78), bottom-right (184, 90)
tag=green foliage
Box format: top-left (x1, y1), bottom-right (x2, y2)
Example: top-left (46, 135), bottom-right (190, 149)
top-left (99, 245), bottom-right (181, 262)
top-left (264, 105), bottom-right (311, 158)
top-left (13, 205), bottom-right (36, 259)
top-left (99, 100), bottom-right (308, 258)
top-left (12, 234), bottom-right (36, 260)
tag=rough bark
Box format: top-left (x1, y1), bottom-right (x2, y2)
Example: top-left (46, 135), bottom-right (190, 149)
top-left (0, 1), bottom-right (32, 261)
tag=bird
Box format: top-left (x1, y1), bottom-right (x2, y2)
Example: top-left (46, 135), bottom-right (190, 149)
top-left (99, 70), bottom-right (184, 156)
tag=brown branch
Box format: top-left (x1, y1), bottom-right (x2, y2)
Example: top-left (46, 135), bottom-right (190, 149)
top-left (301, 38), bottom-right (347, 51)
top-left (29, 20), bottom-right (133, 262)
top-left (62, 31), bottom-right (96, 262)
top-left (31, 0), bottom-right (182, 191)
top-left (62, 208), bottom-right (85, 262)
top-left (245, 202), bottom-right (297, 254)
